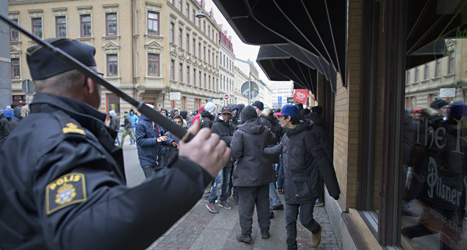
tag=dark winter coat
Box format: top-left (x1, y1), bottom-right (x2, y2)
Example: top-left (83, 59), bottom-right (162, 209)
top-left (227, 103), bottom-right (240, 128)
top-left (200, 109), bottom-right (215, 129)
top-left (123, 114), bottom-right (132, 130)
top-left (13, 106), bottom-right (22, 122)
top-left (211, 115), bottom-right (234, 146)
top-left (259, 108), bottom-right (282, 163)
top-left (265, 121), bottom-right (340, 204)
top-left (135, 114), bottom-right (174, 167)
top-left (231, 119), bottom-right (276, 187)
top-left (165, 131), bottom-right (180, 166)
top-left (0, 117), bottom-right (12, 147)
top-left (0, 93), bottom-right (212, 249)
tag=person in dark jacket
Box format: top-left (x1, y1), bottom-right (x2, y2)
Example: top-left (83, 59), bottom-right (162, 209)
top-left (120, 111), bottom-right (136, 147)
top-left (231, 105), bottom-right (276, 243)
top-left (265, 104), bottom-right (340, 249)
top-left (0, 111), bottom-right (13, 148)
top-left (135, 104), bottom-right (177, 177)
top-left (200, 102), bottom-right (217, 129)
top-left (109, 110), bottom-right (121, 146)
top-left (13, 106), bottom-right (22, 123)
top-left (205, 106), bottom-right (235, 213)
top-left (0, 38), bottom-right (230, 250)
top-left (165, 115), bottom-right (183, 165)
top-left (227, 103), bottom-right (240, 128)
top-left (169, 108), bottom-right (179, 120)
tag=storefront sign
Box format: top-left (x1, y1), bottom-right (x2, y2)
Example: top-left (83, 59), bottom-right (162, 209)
top-left (439, 88), bottom-right (456, 98)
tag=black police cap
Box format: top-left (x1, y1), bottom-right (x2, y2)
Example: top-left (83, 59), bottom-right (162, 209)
top-left (26, 38), bottom-right (96, 80)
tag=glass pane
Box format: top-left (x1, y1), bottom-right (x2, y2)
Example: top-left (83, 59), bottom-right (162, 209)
top-left (402, 36), bottom-right (467, 249)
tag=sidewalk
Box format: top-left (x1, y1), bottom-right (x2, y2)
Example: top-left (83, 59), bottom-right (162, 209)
top-left (146, 193), bottom-right (340, 250)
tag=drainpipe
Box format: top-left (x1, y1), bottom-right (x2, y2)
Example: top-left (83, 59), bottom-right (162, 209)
top-left (131, 0), bottom-right (136, 98)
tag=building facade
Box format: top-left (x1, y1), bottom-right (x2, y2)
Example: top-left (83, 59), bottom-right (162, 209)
top-left (218, 29), bottom-right (235, 106)
top-left (268, 81), bottom-right (293, 109)
top-left (8, 0), bottom-right (221, 115)
top-left (405, 39), bottom-right (467, 110)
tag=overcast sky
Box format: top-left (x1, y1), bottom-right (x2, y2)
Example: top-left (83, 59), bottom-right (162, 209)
top-left (203, 0), bottom-right (291, 87)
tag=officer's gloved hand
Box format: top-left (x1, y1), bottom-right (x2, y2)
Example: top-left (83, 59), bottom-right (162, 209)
top-left (156, 136), bottom-right (167, 142)
top-left (172, 141), bottom-right (179, 149)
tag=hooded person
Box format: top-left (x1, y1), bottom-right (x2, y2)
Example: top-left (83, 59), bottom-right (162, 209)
top-left (230, 105), bottom-right (276, 243)
top-left (159, 108), bottom-right (169, 117)
top-left (192, 106), bottom-right (204, 125)
top-left (13, 106), bottom-right (22, 123)
top-left (179, 110), bottom-right (188, 128)
top-left (169, 108), bottom-right (179, 120)
top-left (135, 104), bottom-right (176, 177)
top-left (200, 102), bottom-right (217, 129)
top-left (108, 110), bottom-right (121, 146)
top-left (228, 103), bottom-right (241, 128)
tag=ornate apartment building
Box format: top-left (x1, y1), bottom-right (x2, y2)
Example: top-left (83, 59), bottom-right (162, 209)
top-left (405, 39), bottom-right (467, 110)
top-left (8, 0), bottom-right (220, 114)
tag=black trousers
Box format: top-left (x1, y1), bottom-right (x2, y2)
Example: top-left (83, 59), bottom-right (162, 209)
top-left (237, 184), bottom-right (270, 235)
top-left (285, 201), bottom-right (321, 249)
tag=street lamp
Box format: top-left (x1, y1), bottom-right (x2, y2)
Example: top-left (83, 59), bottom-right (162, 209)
top-left (235, 58), bottom-right (254, 105)
top-left (196, 10), bottom-right (206, 18)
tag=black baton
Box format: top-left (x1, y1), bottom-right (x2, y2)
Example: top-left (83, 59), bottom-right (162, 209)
top-left (0, 15), bottom-right (194, 143)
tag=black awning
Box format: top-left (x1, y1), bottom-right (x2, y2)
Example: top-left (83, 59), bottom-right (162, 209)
top-left (214, 0), bottom-right (346, 87)
top-left (406, 0), bottom-right (466, 68)
top-left (257, 46), bottom-right (317, 94)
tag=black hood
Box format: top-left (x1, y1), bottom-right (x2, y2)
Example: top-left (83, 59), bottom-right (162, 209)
top-left (200, 109), bottom-right (214, 120)
top-left (237, 118), bottom-right (264, 135)
top-left (286, 120), bottom-right (312, 136)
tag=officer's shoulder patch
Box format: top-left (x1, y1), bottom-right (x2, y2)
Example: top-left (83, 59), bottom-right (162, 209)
top-left (46, 173), bottom-right (87, 215)
top-left (62, 122), bottom-right (85, 135)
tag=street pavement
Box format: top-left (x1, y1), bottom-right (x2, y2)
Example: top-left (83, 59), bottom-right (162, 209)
top-left (121, 137), bottom-right (340, 250)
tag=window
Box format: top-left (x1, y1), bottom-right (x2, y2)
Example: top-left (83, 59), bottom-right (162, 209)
top-left (198, 42), bottom-right (201, 57)
top-left (106, 13), bottom-right (117, 36)
top-left (204, 73), bottom-right (206, 88)
top-left (209, 76), bottom-right (211, 90)
top-left (107, 54), bottom-right (118, 76)
top-left (199, 71), bottom-right (201, 87)
top-left (192, 9), bottom-right (196, 23)
top-left (448, 51), bottom-right (455, 74)
top-left (435, 58), bottom-right (441, 77)
top-left (147, 12), bottom-right (160, 35)
top-left (148, 54), bottom-right (160, 76)
top-left (178, 0), bottom-right (182, 11)
top-left (424, 63), bottom-right (429, 80)
top-left (208, 26), bottom-right (210, 39)
top-left (414, 67), bottom-right (419, 82)
top-left (55, 17), bottom-right (66, 37)
top-left (179, 28), bottom-right (183, 47)
top-left (170, 60), bottom-right (175, 80)
top-left (193, 38), bottom-right (196, 55)
top-left (32, 18), bottom-right (42, 38)
top-left (208, 49), bottom-right (210, 64)
top-left (186, 34), bottom-right (190, 51)
top-left (80, 15), bottom-right (91, 37)
top-left (203, 20), bottom-right (205, 33)
top-left (10, 19), bottom-right (19, 41)
top-left (193, 69), bottom-right (196, 86)
top-left (186, 3), bottom-right (190, 17)
top-left (187, 66), bottom-right (190, 84)
top-left (179, 63), bottom-right (183, 82)
top-left (11, 58), bottom-right (20, 79)
top-left (203, 46), bottom-right (206, 61)
top-left (170, 22), bottom-right (174, 43)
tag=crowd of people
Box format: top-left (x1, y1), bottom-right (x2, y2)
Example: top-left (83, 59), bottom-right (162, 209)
top-left (0, 103), bottom-right (28, 147)
top-left (114, 99), bottom-right (340, 249)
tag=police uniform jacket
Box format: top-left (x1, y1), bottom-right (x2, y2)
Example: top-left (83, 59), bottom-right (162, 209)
top-left (0, 93), bottom-right (212, 250)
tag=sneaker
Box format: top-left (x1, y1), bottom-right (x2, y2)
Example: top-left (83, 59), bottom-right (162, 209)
top-left (206, 203), bottom-right (219, 213)
top-left (315, 201), bottom-right (324, 207)
top-left (311, 227), bottom-right (322, 248)
top-left (269, 211), bottom-right (275, 219)
top-left (261, 230), bottom-right (270, 239)
top-left (272, 204), bottom-right (284, 210)
top-left (219, 200), bottom-right (232, 209)
top-left (236, 233), bottom-right (253, 244)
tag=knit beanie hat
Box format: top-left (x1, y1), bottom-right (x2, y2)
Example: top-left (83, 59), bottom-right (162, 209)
top-left (241, 105), bottom-right (258, 122)
top-left (252, 100), bottom-right (264, 111)
top-left (205, 102), bottom-right (217, 116)
top-left (430, 99), bottom-right (448, 109)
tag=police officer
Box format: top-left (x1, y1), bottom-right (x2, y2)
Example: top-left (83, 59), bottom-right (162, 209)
top-left (0, 38), bottom-right (230, 250)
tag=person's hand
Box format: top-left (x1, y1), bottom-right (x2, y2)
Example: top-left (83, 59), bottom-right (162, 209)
top-left (172, 141), bottom-right (179, 149)
top-left (179, 120), bottom-right (230, 178)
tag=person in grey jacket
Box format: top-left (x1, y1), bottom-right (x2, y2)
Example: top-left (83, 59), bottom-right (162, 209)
top-left (265, 104), bottom-right (340, 250)
top-left (231, 105), bottom-right (276, 243)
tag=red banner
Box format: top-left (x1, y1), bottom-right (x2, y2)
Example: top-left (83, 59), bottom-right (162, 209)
top-left (293, 89), bottom-right (309, 104)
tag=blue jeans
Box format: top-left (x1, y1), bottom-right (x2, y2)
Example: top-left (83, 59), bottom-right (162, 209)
top-left (130, 127), bottom-right (136, 144)
top-left (285, 202), bottom-right (321, 249)
top-left (276, 155), bottom-right (284, 189)
top-left (208, 162), bottom-right (232, 203)
top-left (269, 182), bottom-right (282, 211)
